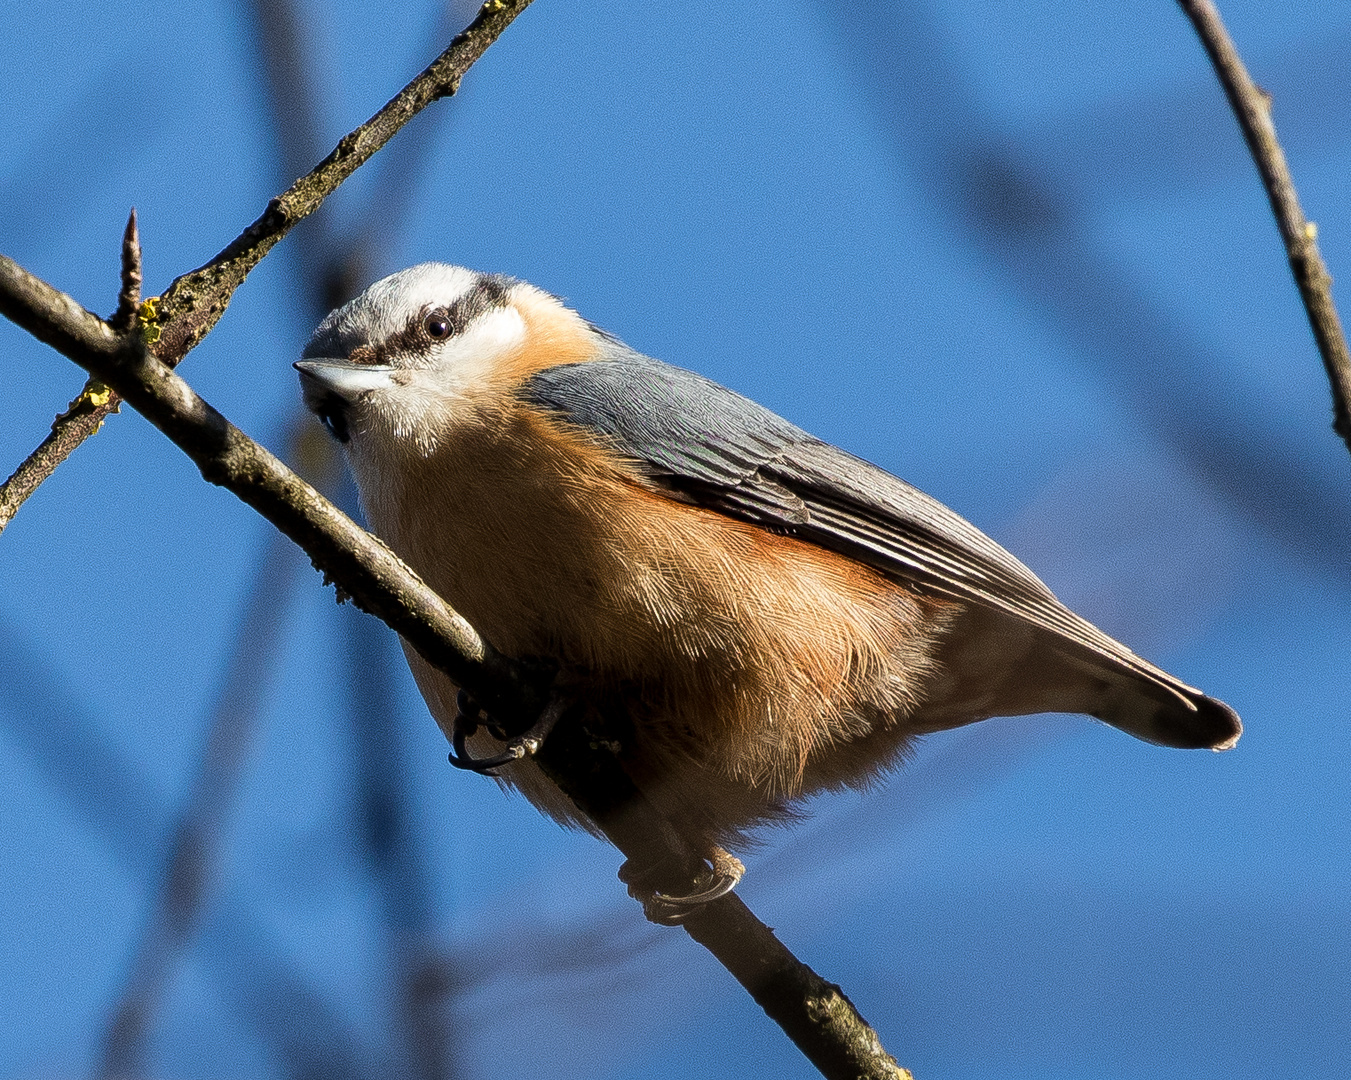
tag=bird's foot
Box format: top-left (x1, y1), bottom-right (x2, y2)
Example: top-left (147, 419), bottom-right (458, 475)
top-left (447, 689), bottom-right (565, 775)
top-left (619, 846), bottom-right (746, 926)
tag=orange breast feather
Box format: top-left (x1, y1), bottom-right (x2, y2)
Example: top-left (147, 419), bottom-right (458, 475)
top-left (369, 387), bottom-right (957, 844)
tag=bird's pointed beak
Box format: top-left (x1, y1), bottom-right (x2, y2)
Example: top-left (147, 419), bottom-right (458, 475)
top-left (294, 358), bottom-right (396, 398)
top-left (294, 359), bottom-right (395, 444)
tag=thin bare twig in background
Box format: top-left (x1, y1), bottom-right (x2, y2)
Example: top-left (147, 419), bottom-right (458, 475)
top-left (1176, 0), bottom-right (1351, 459)
top-left (96, 525), bottom-right (307, 1080)
top-left (261, 2), bottom-right (473, 1066)
top-left (0, 0), bottom-right (533, 537)
top-left (90, 4), bottom-right (468, 1073)
top-left (0, 612), bottom-right (374, 1079)
top-left (254, 0), bottom-right (466, 1074)
top-left (341, 596), bottom-right (462, 1080)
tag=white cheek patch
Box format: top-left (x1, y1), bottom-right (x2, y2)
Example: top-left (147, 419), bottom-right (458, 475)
top-left (356, 305), bottom-right (527, 458)
top-left (429, 306), bottom-right (528, 395)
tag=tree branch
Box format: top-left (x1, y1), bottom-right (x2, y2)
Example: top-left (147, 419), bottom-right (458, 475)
top-left (1177, 0), bottom-right (1351, 457)
top-left (0, 0), bottom-right (534, 535)
top-left (0, 381), bottom-right (121, 532)
top-left (0, 249), bottom-right (911, 1080)
top-left (535, 706), bottom-right (911, 1080)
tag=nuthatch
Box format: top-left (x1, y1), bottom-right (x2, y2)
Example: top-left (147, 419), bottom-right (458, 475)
top-left (296, 263), bottom-right (1240, 892)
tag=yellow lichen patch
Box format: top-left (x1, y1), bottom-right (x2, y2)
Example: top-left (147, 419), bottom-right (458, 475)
top-left (85, 382), bottom-right (113, 408)
top-left (138, 296), bottom-right (163, 345)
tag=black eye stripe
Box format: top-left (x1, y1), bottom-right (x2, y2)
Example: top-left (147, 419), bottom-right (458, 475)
top-left (374, 274), bottom-right (516, 358)
top-left (441, 275), bottom-right (513, 336)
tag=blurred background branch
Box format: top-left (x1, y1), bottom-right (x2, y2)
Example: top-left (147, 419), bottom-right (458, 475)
top-left (818, 0), bottom-right (1351, 581)
top-left (3, 5), bottom-right (518, 1077)
top-left (96, 525), bottom-right (308, 1080)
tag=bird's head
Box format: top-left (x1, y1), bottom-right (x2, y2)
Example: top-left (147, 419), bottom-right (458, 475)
top-left (296, 263), bottom-right (595, 457)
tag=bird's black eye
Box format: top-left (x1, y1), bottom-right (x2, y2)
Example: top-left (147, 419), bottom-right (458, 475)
top-left (424, 311), bottom-right (452, 340)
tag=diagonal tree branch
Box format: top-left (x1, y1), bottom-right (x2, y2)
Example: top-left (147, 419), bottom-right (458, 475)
top-left (0, 0), bottom-right (533, 536)
top-left (0, 380), bottom-right (121, 532)
top-left (0, 243), bottom-right (911, 1080)
top-left (1177, 0), bottom-right (1351, 458)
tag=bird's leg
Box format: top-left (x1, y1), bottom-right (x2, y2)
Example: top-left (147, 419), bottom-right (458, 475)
top-left (452, 685), bottom-right (746, 923)
top-left (618, 844), bottom-right (746, 926)
top-left (447, 688), bottom-right (566, 775)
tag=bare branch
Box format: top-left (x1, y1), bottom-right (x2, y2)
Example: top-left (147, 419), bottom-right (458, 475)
top-left (0, 381), bottom-right (120, 534)
top-left (535, 706), bottom-right (912, 1080)
top-left (0, 248), bottom-right (911, 1080)
top-left (0, 0), bottom-right (534, 534)
top-left (1177, 0), bottom-right (1351, 457)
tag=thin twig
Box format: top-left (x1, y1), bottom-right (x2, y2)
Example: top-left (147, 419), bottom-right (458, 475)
top-left (0, 0), bottom-right (534, 535)
top-left (1177, 0), bottom-right (1351, 456)
top-left (0, 251), bottom-right (911, 1080)
top-left (0, 383), bottom-right (120, 533)
top-left (109, 209), bottom-right (142, 332)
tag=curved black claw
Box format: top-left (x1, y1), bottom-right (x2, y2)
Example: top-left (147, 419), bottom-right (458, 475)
top-left (447, 693), bottom-right (566, 775)
top-left (622, 848), bottom-right (746, 926)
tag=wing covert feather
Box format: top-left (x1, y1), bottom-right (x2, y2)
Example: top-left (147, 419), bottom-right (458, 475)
top-left (521, 350), bottom-right (1196, 701)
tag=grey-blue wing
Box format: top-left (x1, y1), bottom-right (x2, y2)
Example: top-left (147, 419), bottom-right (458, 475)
top-left (520, 348), bottom-right (1198, 704)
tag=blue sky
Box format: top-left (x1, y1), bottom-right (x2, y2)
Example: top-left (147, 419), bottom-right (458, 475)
top-left (2, 1), bottom-right (1350, 1077)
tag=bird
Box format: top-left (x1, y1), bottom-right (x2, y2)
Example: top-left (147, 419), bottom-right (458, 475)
top-left (296, 262), bottom-right (1240, 898)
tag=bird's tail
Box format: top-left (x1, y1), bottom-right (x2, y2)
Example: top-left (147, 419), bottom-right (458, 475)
top-left (1041, 644), bottom-right (1241, 750)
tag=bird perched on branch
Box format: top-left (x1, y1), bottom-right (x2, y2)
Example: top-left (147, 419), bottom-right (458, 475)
top-left (297, 263), bottom-right (1239, 900)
